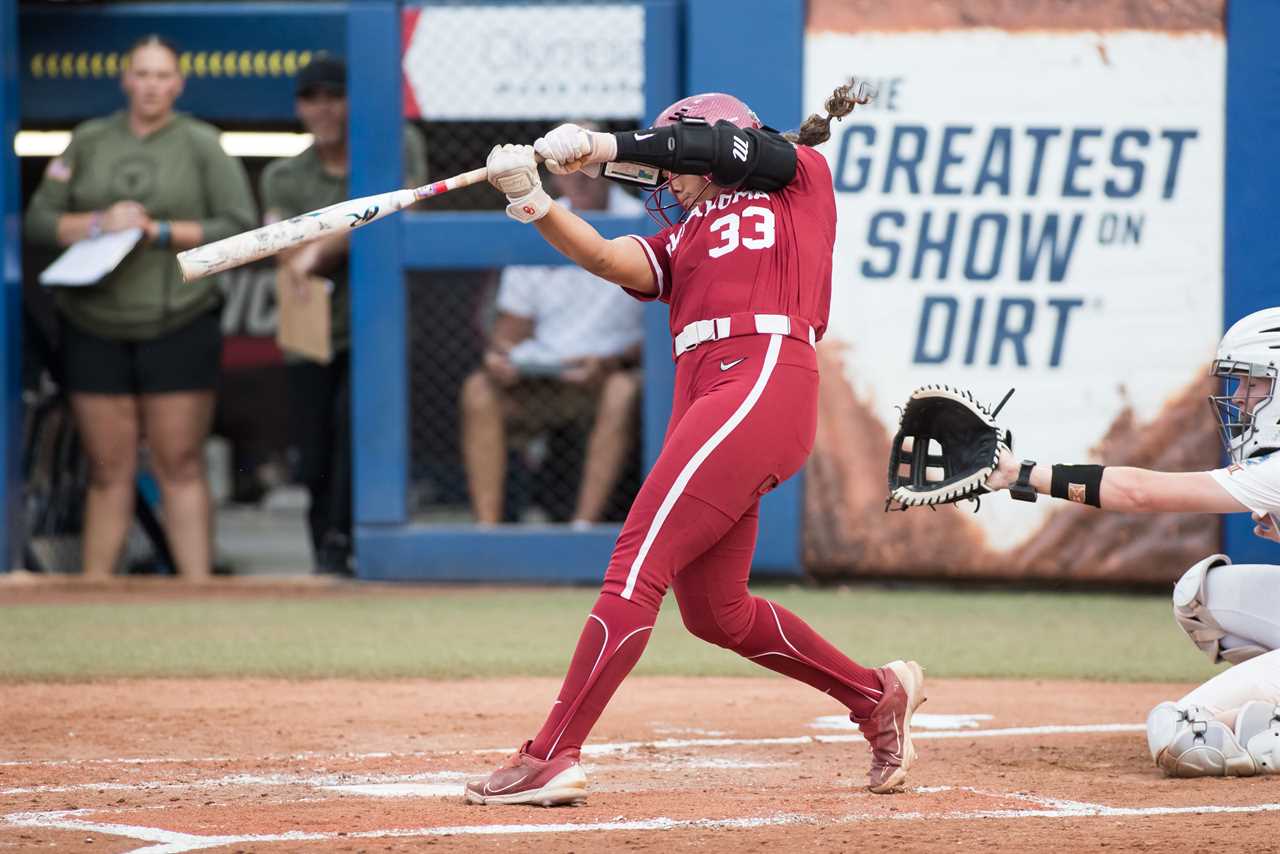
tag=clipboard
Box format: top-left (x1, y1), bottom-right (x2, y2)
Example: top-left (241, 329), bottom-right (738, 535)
top-left (39, 227), bottom-right (144, 287)
top-left (275, 268), bottom-right (333, 364)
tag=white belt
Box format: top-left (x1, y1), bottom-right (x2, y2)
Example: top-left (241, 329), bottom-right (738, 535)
top-left (673, 313), bottom-right (816, 357)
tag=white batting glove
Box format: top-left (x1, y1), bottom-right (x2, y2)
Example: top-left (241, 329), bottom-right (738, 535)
top-left (486, 144), bottom-right (551, 223)
top-left (1253, 511), bottom-right (1280, 543)
top-left (534, 124), bottom-right (618, 177)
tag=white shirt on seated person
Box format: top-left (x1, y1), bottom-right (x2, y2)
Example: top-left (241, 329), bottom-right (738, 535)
top-left (497, 186), bottom-right (645, 370)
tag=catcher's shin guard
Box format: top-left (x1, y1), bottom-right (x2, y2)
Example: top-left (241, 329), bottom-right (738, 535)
top-left (1146, 702), bottom-right (1257, 777)
top-left (1237, 701), bottom-right (1280, 774)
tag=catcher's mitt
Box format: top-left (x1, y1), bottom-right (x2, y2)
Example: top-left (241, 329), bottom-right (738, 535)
top-left (886, 385), bottom-right (1014, 509)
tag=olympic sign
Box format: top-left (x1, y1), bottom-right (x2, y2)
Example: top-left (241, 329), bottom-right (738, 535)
top-left (402, 4), bottom-right (645, 120)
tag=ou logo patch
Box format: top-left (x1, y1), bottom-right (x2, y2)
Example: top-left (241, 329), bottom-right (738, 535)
top-left (110, 155), bottom-right (158, 200)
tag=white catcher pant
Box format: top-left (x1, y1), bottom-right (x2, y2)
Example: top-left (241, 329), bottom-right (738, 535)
top-left (1179, 563), bottom-right (1280, 713)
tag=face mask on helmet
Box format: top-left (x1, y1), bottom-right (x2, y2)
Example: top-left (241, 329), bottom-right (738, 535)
top-left (644, 166), bottom-right (714, 228)
top-left (1210, 360), bottom-right (1279, 462)
top-left (1209, 308), bottom-right (1280, 464)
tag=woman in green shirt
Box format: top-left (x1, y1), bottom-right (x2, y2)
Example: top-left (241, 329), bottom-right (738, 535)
top-left (25, 35), bottom-right (257, 581)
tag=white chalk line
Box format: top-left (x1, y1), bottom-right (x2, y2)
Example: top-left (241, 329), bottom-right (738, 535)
top-left (323, 783), bottom-right (460, 798)
top-left (810, 713), bottom-right (994, 731)
top-left (10, 795), bottom-right (1280, 854)
top-left (1, 757), bottom-right (789, 797)
top-left (0, 755), bottom-right (237, 769)
top-left (651, 727), bottom-right (729, 736)
top-left (510, 722), bottom-right (1149, 757)
top-left (0, 721), bottom-right (1146, 770)
top-left (924, 785), bottom-right (1118, 813)
top-left (841, 801), bottom-right (1280, 822)
top-left (0, 770), bottom-right (468, 797)
top-left (1, 810), bottom-right (810, 854)
top-left (0, 752), bottom-right (430, 773)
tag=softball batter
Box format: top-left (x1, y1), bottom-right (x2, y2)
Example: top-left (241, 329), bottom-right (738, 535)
top-left (465, 85), bottom-right (925, 806)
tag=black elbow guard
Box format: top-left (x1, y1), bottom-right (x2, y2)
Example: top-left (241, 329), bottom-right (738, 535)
top-left (711, 124), bottom-right (797, 191)
top-left (612, 121), bottom-right (797, 191)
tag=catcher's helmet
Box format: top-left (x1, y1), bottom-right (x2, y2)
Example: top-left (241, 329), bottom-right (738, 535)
top-left (643, 93), bottom-right (763, 226)
top-left (1211, 307), bottom-right (1280, 463)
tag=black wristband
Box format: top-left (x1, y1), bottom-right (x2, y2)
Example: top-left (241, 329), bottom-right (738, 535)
top-left (1050, 464), bottom-right (1105, 507)
top-left (1009, 460), bottom-right (1037, 502)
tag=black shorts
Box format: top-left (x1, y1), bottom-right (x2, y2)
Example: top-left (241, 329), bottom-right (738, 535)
top-left (60, 308), bottom-right (223, 395)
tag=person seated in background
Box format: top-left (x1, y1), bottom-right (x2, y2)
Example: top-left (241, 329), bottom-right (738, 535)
top-left (460, 165), bottom-right (644, 527)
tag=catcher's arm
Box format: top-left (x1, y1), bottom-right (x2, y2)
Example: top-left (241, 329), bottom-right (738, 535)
top-left (985, 446), bottom-right (1249, 513)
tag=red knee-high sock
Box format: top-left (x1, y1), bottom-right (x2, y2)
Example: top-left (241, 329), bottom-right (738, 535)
top-left (735, 598), bottom-right (884, 719)
top-left (528, 592), bottom-right (656, 760)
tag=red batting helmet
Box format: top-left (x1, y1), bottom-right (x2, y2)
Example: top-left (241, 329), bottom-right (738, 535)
top-left (651, 92), bottom-right (763, 130)
top-left (644, 93), bottom-right (762, 226)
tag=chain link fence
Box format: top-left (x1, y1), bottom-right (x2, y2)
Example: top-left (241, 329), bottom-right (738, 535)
top-left (408, 121), bottom-right (646, 526)
top-left (402, 1), bottom-right (651, 525)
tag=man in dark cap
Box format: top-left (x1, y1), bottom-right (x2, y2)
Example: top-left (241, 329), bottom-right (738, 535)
top-left (260, 53), bottom-right (427, 575)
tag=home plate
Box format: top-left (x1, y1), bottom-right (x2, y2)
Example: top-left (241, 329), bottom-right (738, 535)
top-left (809, 713), bottom-right (993, 731)
top-left (324, 783), bottom-right (462, 798)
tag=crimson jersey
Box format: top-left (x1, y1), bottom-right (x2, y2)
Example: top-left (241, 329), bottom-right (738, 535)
top-left (626, 145), bottom-right (836, 341)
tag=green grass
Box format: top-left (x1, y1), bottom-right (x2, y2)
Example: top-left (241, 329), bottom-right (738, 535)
top-left (0, 585), bottom-right (1223, 683)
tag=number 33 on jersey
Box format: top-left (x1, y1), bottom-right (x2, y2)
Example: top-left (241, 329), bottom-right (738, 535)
top-left (626, 146), bottom-right (837, 342)
top-left (708, 206), bottom-right (775, 257)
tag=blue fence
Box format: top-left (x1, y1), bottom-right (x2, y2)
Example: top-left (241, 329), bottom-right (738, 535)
top-left (1, 0), bottom-right (22, 570)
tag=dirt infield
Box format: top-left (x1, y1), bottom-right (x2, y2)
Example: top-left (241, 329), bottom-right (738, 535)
top-left (3, 676), bottom-right (1277, 852)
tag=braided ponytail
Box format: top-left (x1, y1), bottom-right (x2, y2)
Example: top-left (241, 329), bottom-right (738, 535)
top-left (784, 80), bottom-right (871, 146)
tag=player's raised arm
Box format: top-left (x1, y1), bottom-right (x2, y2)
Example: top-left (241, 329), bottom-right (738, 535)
top-left (533, 82), bottom-right (871, 190)
top-left (537, 121), bottom-right (798, 191)
top-left (485, 144), bottom-right (657, 295)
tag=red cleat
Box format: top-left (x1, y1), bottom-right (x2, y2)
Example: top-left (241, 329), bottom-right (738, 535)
top-left (464, 741), bottom-right (587, 806)
top-left (854, 659), bottom-right (926, 794)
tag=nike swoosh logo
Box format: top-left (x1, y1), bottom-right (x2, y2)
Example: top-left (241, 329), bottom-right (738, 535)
top-left (720, 358), bottom-right (745, 371)
top-left (484, 772), bottom-right (530, 795)
top-left (634, 132), bottom-right (656, 141)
